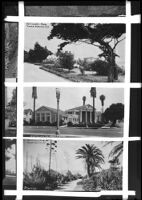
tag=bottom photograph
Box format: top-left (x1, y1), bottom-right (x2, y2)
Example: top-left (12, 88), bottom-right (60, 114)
top-left (3, 139), bottom-right (17, 190)
top-left (23, 140), bottom-right (123, 192)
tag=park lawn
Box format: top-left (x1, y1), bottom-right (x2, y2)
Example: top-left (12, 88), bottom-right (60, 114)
top-left (40, 65), bottom-right (124, 82)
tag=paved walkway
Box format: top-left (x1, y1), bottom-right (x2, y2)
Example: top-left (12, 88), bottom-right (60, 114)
top-left (24, 63), bottom-right (70, 82)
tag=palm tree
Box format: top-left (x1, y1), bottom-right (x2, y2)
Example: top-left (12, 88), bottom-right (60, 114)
top-left (109, 142), bottom-right (123, 159)
top-left (76, 144), bottom-right (104, 177)
top-left (90, 87), bottom-right (96, 124)
top-left (100, 95), bottom-right (105, 113)
top-left (100, 95), bottom-right (105, 122)
top-left (82, 96), bottom-right (86, 106)
top-left (32, 87), bottom-right (37, 124)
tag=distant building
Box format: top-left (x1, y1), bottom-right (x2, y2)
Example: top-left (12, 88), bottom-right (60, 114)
top-left (24, 109), bottom-right (33, 123)
top-left (63, 104), bottom-right (102, 124)
top-left (35, 106), bottom-right (64, 123)
top-left (24, 104), bottom-right (102, 125)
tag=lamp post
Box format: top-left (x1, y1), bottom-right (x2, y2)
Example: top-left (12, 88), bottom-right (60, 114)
top-left (56, 88), bottom-right (60, 137)
top-left (32, 87), bottom-right (37, 125)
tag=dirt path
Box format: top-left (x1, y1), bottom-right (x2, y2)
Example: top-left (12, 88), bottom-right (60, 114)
top-left (54, 179), bottom-right (83, 191)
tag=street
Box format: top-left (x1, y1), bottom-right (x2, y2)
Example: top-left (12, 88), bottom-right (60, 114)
top-left (3, 175), bottom-right (16, 189)
top-left (24, 126), bottom-right (123, 137)
top-left (54, 179), bottom-right (83, 191)
top-left (24, 63), bottom-right (70, 82)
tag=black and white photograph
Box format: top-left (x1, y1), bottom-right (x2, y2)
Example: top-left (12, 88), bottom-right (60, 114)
top-left (24, 23), bottom-right (125, 82)
top-left (24, 4), bottom-right (125, 17)
top-left (24, 87), bottom-right (124, 137)
top-left (4, 22), bottom-right (18, 82)
top-left (5, 87), bottom-right (17, 137)
top-left (23, 140), bottom-right (123, 191)
top-left (3, 139), bottom-right (16, 190)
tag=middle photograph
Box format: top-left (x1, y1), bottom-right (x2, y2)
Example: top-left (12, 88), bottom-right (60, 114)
top-left (23, 87), bottom-right (124, 138)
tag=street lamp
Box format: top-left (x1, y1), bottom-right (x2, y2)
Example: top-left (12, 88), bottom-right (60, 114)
top-left (56, 88), bottom-right (60, 137)
top-left (32, 87), bottom-right (37, 125)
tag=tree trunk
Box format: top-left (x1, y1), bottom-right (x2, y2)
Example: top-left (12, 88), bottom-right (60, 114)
top-left (111, 119), bottom-right (117, 127)
top-left (114, 65), bottom-right (118, 80)
top-left (87, 165), bottom-right (91, 178)
top-left (108, 50), bottom-right (116, 82)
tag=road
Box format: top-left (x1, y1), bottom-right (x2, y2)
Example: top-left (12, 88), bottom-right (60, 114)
top-left (24, 63), bottom-right (70, 82)
top-left (24, 126), bottom-right (123, 137)
top-left (54, 179), bottom-right (83, 192)
top-left (3, 175), bottom-right (16, 189)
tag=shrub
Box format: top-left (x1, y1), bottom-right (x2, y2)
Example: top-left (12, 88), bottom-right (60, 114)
top-left (99, 169), bottom-right (122, 190)
top-left (90, 59), bottom-right (109, 75)
top-left (82, 168), bottom-right (122, 191)
top-left (58, 51), bottom-right (75, 71)
top-left (67, 121), bottom-right (73, 127)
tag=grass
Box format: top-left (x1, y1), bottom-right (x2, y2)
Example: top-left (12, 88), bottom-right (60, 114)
top-left (40, 65), bottom-right (124, 82)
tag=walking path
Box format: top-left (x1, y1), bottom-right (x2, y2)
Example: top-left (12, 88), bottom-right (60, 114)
top-left (24, 63), bottom-right (71, 82)
top-left (54, 179), bottom-right (83, 191)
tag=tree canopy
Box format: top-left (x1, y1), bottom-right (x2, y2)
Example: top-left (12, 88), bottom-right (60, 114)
top-left (103, 103), bottom-right (124, 126)
top-left (24, 42), bottom-right (52, 63)
top-left (76, 144), bottom-right (104, 177)
top-left (48, 23), bottom-right (125, 81)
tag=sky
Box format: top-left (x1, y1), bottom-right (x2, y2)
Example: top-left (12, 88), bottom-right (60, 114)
top-left (24, 140), bottom-right (123, 176)
top-left (24, 23), bottom-right (125, 67)
top-left (24, 87), bottom-right (124, 112)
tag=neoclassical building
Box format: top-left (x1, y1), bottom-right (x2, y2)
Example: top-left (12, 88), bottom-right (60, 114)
top-left (35, 106), bottom-right (64, 123)
top-left (24, 105), bottom-right (102, 125)
top-left (63, 104), bottom-right (102, 124)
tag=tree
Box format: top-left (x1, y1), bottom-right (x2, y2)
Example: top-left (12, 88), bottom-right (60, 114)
top-left (48, 23), bottom-right (125, 82)
top-left (82, 96), bottom-right (86, 105)
top-left (90, 87), bottom-right (96, 123)
top-left (109, 142), bottom-right (123, 160)
top-left (100, 95), bottom-right (105, 113)
top-left (25, 42), bottom-right (52, 63)
top-left (76, 144), bottom-right (104, 177)
top-left (90, 59), bottom-right (109, 75)
top-left (5, 139), bottom-right (16, 161)
top-left (58, 51), bottom-right (75, 71)
top-left (103, 103), bottom-right (124, 126)
top-left (6, 88), bottom-right (17, 125)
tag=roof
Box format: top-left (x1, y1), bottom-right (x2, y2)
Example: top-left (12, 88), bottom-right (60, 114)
top-left (24, 109), bottom-right (32, 115)
top-left (35, 106), bottom-right (64, 114)
top-left (65, 104), bottom-right (96, 112)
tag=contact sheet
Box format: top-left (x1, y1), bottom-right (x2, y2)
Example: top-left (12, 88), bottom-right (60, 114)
top-left (2, 1), bottom-right (141, 200)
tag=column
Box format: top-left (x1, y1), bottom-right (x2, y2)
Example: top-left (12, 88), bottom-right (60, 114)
top-left (40, 113), bottom-right (41, 121)
top-left (90, 111), bottom-right (92, 123)
top-left (86, 110), bottom-right (87, 124)
top-left (80, 110), bottom-right (82, 122)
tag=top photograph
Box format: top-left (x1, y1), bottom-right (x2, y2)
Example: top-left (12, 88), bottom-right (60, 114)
top-left (24, 23), bottom-right (125, 82)
top-left (24, 3), bottom-right (125, 17)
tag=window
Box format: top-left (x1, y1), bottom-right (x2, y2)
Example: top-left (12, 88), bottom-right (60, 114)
top-left (36, 113), bottom-right (40, 122)
top-left (41, 113), bottom-right (45, 122)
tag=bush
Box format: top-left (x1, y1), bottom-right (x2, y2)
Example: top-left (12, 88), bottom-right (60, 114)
top-left (82, 168), bottom-right (122, 191)
top-left (90, 59), bottom-right (109, 75)
top-left (58, 51), bottom-right (75, 71)
top-left (67, 121), bottom-right (73, 127)
top-left (90, 59), bottom-right (124, 76)
top-left (99, 169), bottom-right (122, 190)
